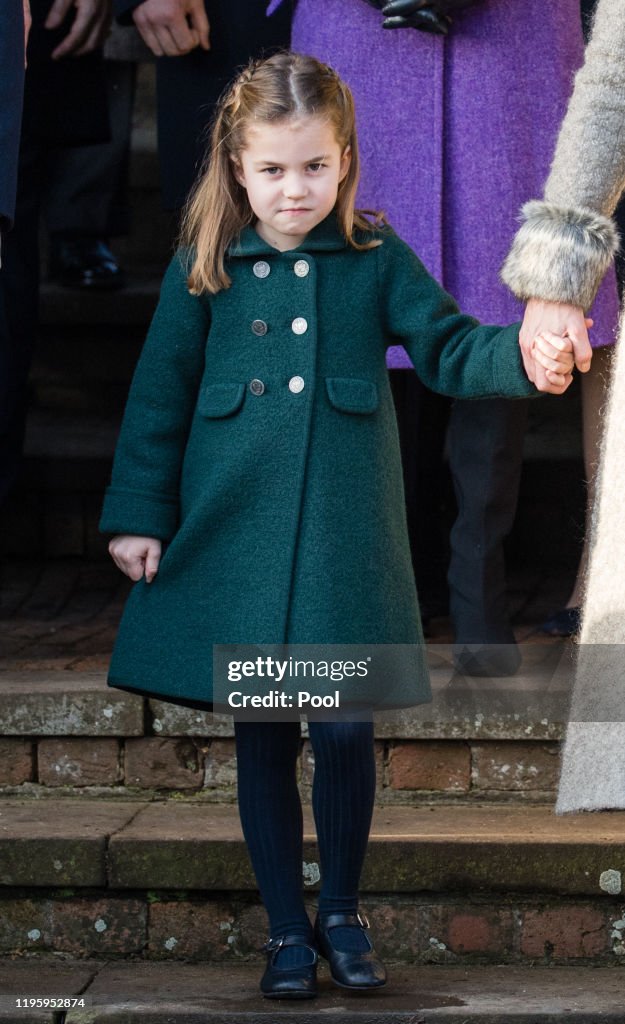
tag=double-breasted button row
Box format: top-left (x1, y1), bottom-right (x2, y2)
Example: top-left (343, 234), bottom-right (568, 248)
top-left (248, 378), bottom-right (305, 395)
top-left (253, 259), bottom-right (310, 279)
top-left (251, 318), bottom-right (308, 336)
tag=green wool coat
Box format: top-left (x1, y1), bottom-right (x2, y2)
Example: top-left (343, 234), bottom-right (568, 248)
top-left (99, 213), bottom-right (536, 712)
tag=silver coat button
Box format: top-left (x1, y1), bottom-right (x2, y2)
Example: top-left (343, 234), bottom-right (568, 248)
top-left (291, 317), bottom-right (308, 335)
top-left (293, 259), bottom-right (309, 278)
top-left (251, 319), bottom-right (268, 336)
top-left (288, 376), bottom-right (305, 394)
top-left (253, 261), bottom-right (270, 278)
top-left (249, 379), bottom-right (265, 396)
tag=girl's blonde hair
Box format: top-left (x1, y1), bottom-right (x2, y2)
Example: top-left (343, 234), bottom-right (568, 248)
top-left (180, 51), bottom-right (385, 295)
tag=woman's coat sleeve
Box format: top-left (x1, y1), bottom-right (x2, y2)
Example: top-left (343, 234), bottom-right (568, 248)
top-left (501, 0), bottom-right (624, 309)
top-left (378, 233), bottom-right (537, 399)
top-left (99, 252), bottom-right (211, 540)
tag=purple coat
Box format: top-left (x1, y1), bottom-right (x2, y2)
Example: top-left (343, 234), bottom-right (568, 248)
top-left (284, 0), bottom-right (619, 365)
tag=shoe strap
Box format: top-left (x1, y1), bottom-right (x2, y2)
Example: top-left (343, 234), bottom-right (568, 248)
top-left (318, 911), bottom-right (370, 930)
top-left (263, 934), bottom-right (318, 959)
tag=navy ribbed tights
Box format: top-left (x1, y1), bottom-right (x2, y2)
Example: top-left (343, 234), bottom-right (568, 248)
top-left (234, 719), bottom-right (376, 964)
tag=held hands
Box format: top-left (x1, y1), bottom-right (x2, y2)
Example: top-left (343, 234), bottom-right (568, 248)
top-left (529, 331), bottom-right (576, 394)
top-left (108, 534), bottom-right (162, 583)
top-left (133, 0), bottom-right (210, 57)
top-left (520, 298), bottom-right (593, 392)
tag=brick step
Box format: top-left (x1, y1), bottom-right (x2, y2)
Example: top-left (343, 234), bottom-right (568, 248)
top-left (1, 798), bottom-right (624, 965)
top-left (0, 655), bottom-right (568, 800)
top-left (0, 961), bottom-right (623, 1023)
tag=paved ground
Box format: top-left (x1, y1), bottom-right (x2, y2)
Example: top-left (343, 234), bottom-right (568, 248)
top-left (0, 958), bottom-right (623, 1022)
top-left (0, 559), bottom-right (575, 670)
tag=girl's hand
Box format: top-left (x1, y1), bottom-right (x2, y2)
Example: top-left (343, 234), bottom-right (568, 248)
top-left (531, 331), bottom-right (576, 394)
top-left (108, 534), bottom-right (162, 583)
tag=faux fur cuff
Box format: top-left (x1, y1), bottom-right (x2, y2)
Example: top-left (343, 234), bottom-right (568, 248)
top-left (501, 200), bottom-right (620, 310)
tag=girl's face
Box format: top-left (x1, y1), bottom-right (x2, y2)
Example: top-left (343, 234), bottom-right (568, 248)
top-left (233, 116), bottom-right (351, 252)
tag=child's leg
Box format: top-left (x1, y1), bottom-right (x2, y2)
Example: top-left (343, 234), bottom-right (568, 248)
top-left (234, 720), bottom-right (313, 966)
top-left (308, 719), bottom-right (376, 952)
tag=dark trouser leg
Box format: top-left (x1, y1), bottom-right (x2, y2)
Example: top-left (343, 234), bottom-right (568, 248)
top-left (234, 720), bottom-right (312, 964)
top-left (0, 131), bottom-right (41, 507)
top-left (309, 719), bottom-right (376, 951)
top-left (43, 61), bottom-right (136, 238)
top-left (390, 370), bottom-right (452, 621)
top-left (447, 397), bottom-right (528, 669)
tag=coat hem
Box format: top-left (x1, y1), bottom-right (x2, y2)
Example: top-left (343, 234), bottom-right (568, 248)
top-left (107, 675), bottom-right (215, 712)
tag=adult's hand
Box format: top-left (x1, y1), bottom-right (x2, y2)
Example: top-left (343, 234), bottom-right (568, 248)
top-left (45, 0), bottom-right (112, 59)
top-left (520, 298), bottom-right (593, 389)
top-left (374, 0), bottom-right (482, 33)
top-left (133, 0), bottom-right (210, 57)
top-left (23, 0), bottom-right (32, 62)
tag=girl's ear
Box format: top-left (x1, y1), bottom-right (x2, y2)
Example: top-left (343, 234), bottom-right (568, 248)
top-left (232, 157), bottom-right (247, 189)
top-left (339, 144), bottom-right (352, 183)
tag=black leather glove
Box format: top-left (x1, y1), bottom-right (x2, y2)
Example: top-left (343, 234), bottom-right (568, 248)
top-left (362, 0), bottom-right (481, 35)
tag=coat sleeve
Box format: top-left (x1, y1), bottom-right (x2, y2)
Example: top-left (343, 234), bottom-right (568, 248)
top-left (501, 0), bottom-right (623, 310)
top-left (99, 251), bottom-right (211, 540)
top-left (378, 232), bottom-right (538, 399)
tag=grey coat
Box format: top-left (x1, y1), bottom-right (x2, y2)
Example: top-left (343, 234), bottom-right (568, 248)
top-left (502, 0), bottom-right (625, 813)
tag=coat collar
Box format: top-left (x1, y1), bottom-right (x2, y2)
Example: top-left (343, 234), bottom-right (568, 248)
top-left (228, 211), bottom-right (349, 258)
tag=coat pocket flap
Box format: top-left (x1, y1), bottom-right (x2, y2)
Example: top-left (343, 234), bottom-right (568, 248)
top-left (325, 377), bottom-right (379, 414)
top-left (198, 382), bottom-right (246, 418)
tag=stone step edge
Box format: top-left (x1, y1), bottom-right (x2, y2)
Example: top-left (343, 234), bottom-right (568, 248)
top-left (1, 799), bottom-right (623, 897)
top-left (0, 663), bottom-right (570, 740)
top-left (0, 959), bottom-right (624, 1023)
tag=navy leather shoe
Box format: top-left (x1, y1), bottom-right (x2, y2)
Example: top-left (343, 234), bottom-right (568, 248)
top-left (314, 911), bottom-right (387, 989)
top-left (260, 935), bottom-right (318, 1000)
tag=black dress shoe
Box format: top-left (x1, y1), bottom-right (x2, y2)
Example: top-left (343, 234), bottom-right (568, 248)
top-left (49, 235), bottom-right (126, 291)
top-left (314, 911), bottom-right (387, 989)
top-left (538, 606), bottom-right (581, 637)
top-left (259, 934), bottom-right (318, 1000)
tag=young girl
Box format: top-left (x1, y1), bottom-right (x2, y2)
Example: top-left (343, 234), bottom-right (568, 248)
top-left (100, 52), bottom-right (574, 1000)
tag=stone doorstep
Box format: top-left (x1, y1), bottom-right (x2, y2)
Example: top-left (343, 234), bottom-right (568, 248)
top-left (0, 673), bottom-right (145, 738)
top-left (1, 800), bottom-right (625, 896)
top-left (0, 960), bottom-right (624, 1023)
top-left (0, 649), bottom-right (572, 740)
